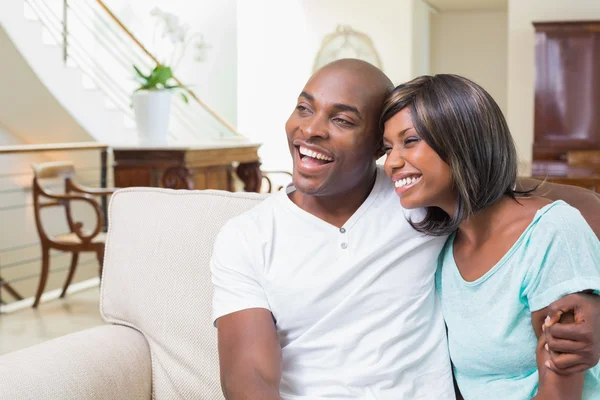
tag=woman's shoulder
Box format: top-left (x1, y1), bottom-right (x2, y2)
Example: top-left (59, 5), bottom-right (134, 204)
top-left (527, 199), bottom-right (590, 237)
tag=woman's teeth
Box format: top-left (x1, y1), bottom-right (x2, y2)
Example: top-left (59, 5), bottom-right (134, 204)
top-left (394, 176), bottom-right (421, 188)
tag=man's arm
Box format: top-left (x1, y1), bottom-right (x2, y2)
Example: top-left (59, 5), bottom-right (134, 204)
top-left (217, 309), bottom-right (282, 400)
top-left (543, 293), bottom-right (600, 375)
top-left (517, 178), bottom-right (600, 237)
top-left (211, 219), bottom-right (283, 400)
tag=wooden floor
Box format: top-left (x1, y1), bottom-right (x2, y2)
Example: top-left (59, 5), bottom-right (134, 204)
top-left (0, 287), bottom-right (103, 355)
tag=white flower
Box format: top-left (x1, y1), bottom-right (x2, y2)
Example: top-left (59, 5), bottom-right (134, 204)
top-left (150, 7), bottom-right (209, 67)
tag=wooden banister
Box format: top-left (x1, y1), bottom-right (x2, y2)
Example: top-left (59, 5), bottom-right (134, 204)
top-left (95, 0), bottom-right (241, 136)
top-left (0, 142), bottom-right (108, 154)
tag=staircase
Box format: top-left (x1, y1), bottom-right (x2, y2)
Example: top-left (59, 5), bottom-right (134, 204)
top-left (0, 0), bottom-right (241, 146)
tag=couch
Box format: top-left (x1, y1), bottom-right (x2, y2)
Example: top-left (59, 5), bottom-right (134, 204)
top-left (0, 188), bottom-right (268, 399)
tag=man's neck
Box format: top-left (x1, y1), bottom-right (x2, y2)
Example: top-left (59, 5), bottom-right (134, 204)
top-left (290, 168), bottom-right (378, 228)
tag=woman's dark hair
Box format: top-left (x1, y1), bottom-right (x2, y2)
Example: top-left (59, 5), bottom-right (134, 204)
top-left (380, 74), bottom-right (532, 236)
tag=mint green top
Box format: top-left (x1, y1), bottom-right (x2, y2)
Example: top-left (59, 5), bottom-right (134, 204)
top-left (436, 201), bottom-right (600, 399)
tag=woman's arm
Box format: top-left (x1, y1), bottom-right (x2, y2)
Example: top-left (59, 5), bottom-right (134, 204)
top-left (531, 310), bottom-right (584, 400)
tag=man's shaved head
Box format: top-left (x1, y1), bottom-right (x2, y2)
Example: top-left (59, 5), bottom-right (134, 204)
top-left (312, 58), bottom-right (393, 102)
top-left (285, 59), bottom-right (393, 197)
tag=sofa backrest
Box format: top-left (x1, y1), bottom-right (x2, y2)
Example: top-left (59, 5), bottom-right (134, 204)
top-left (101, 188), bottom-right (268, 399)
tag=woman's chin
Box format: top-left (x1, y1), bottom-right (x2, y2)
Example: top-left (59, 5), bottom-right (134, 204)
top-left (399, 196), bottom-right (424, 210)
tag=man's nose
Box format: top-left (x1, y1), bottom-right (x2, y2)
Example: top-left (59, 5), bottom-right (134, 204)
top-left (302, 116), bottom-right (329, 139)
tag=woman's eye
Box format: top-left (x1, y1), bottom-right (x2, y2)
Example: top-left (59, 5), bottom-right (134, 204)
top-left (404, 137), bottom-right (420, 146)
top-left (296, 105), bottom-right (308, 112)
top-left (382, 146), bottom-right (392, 154)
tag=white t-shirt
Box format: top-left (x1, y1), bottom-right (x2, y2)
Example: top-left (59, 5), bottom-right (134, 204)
top-left (211, 167), bottom-right (454, 399)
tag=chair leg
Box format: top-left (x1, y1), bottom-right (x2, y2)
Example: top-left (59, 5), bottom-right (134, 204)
top-left (33, 247), bottom-right (50, 308)
top-left (60, 252), bottom-right (79, 298)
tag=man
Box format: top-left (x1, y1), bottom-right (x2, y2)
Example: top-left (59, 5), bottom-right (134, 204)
top-left (212, 59), bottom-right (600, 399)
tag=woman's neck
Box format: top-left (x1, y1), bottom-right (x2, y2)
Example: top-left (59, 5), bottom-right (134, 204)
top-left (455, 196), bottom-right (514, 247)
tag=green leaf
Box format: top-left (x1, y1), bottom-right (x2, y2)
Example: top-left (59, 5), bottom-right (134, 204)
top-left (133, 65), bottom-right (149, 80)
top-left (147, 65), bottom-right (173, 88)
top-left (180, 92), bottom-right (189, 104)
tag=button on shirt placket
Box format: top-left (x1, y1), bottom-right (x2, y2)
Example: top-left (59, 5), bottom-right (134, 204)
top-left (339, 227), bottom-right (348, 250)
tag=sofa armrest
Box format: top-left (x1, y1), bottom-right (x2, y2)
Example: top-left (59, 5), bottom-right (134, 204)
top-left (0, 325), bottom-right (152, 400)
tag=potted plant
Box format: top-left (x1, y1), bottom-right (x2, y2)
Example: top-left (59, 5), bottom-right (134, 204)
top-left (132, 8), bottom-right (209, 144)
top-left (132, 64), bottom-right (188, 144)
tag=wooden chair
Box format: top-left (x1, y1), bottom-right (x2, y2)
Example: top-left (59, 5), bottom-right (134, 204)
top-left (31, 161), bottom-right (115, 308)
top-left (262, 170), bottom-right (293, 193)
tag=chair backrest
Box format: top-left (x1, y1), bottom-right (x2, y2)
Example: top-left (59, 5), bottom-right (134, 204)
top-left (32, 161), bottom-right (76, 179)
top-left (31, 162), bottom-right (77, 242)
top-left (101, 188), bottom-right (268, 399)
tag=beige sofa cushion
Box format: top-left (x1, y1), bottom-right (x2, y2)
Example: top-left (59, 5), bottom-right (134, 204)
top-left (0, 325), bottom-right (152, 400)
top-left (101, 188), bottom-right (267, 399)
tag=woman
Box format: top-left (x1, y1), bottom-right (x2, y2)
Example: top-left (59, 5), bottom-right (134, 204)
top-left (380, 74), bottom-right (600, 399)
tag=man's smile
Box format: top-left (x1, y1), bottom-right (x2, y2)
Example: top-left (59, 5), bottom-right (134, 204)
top-left (294, 144), bottom-right (335, 174)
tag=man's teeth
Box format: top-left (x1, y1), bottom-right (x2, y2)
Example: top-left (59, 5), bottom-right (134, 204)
top-left (299, 146), bottom-right (333, 161)
top-left (394, 176), bottom-right (421, 188)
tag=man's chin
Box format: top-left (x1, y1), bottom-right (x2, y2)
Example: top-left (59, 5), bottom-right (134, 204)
top-left (291, 174), bottom-right (329, 196)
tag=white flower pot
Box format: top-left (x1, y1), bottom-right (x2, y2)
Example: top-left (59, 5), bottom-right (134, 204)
top-left (132, 90), bottom-right (172, 144)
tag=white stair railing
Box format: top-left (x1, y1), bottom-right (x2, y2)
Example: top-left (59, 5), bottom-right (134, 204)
top-left (23, 0), bottom-right (241, 143)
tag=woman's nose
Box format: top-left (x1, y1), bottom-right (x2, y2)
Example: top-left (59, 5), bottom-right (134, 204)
top-left (385, 149), bottom-right (406, 172)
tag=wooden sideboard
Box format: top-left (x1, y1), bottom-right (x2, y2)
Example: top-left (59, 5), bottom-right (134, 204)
top-left (532, 21), bottom-right (600, 165)
top-left (112, 142), bottom-right (263, 192)
top-left (531, 161), bottom-right (600, 192)
top-left (531, 21), bottom-right (600, 189)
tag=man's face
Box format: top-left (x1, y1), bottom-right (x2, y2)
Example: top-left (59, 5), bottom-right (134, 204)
top-left (285, 68), bottom-right (383, 196)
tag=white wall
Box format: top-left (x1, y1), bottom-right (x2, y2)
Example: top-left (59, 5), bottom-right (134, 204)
top-left (237, 0), bottom-right (416, 171)
top-left (412, 0), bottom-right (431, 77)
top-left (507, 0), bottom-right (600, 173)
top-left (104, 0), bottom-right (238, 127)
top-left (430, 11), bottom-right (508, 115)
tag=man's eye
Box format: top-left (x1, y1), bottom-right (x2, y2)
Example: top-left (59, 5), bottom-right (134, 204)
top-left (333, 118), bottom-right (352, 126)
top-left (296, 105), bottom-right (308, 112)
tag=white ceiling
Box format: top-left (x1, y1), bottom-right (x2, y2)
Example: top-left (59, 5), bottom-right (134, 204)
top-left (425, 0), bottom-right (507, 12)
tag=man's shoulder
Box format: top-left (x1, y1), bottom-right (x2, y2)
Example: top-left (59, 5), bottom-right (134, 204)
top-left (218, 192), bottom-right (283, 238)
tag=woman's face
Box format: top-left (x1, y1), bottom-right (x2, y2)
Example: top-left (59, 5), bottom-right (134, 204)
top-left (383, 108), bottom-right (455, 214)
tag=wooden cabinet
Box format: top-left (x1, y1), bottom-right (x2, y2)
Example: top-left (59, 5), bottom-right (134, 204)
top-left (112, 143), bottom-right (263, 192)
top-left (532, 21), bottom-right (600, 190)
top-left (533, 21), bottom-right (600, 163)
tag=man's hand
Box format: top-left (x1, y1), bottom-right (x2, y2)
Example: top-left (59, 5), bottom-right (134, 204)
top-left (543, 292), bottom-right (600, 375)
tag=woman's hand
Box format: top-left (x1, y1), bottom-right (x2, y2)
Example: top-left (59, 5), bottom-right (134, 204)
top-left (544, 292), bottom-right (600, 375)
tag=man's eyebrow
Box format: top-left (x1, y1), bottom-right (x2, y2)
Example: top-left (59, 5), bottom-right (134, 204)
top-left (298, 92), bottom-right (362, 120)
top-left (299, 91), bottom-right (314, 101)
top-left (332, 103), bottom-right (362, 120)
